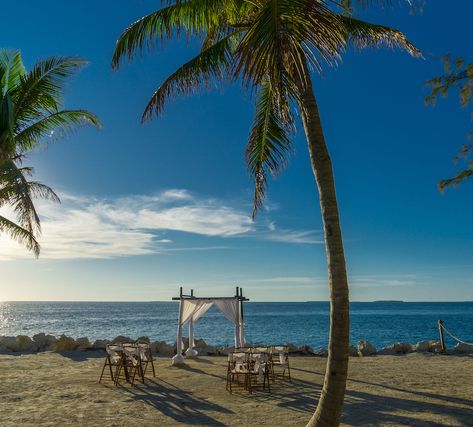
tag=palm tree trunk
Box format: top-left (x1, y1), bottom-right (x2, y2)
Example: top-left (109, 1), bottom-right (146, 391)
top-left (297, 68), bottom-right (350, 427)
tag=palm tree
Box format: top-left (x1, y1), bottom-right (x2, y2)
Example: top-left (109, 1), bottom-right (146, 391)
top-left (112, 1), bottom-right (420, 425)
top-left (0, 49), bottom-right (100, 256)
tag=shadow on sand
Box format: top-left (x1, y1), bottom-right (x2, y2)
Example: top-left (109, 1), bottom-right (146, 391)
top-left (113, 363), bottom-right (473, 426)
top-left (58, 350), bottom-right (106, 361)
top-left (289, 366), bottom-right (473, 426)
top-left (120, 377), bottom-right (233, 426)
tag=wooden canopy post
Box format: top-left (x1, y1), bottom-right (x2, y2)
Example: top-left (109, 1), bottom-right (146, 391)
top-left (171, 287), bottom-right (186, 365)
top-left (438, 319), bottom-right (446, 353)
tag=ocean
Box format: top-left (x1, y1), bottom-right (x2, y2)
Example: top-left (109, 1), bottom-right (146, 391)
top-left (1, 301), bottom-right (472, 350)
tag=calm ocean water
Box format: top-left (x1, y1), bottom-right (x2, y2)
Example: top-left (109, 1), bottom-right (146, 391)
top-left (1, 301), bottom-right (472, 349)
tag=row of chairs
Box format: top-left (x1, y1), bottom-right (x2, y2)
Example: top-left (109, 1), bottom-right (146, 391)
top-left (99, 342), bottom-right (156, 386)
top-left (226, 345), bottom-right (291, 394)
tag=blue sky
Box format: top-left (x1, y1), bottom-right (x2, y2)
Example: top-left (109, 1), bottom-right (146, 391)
top-left (0, 0), bottom-right (472, 301)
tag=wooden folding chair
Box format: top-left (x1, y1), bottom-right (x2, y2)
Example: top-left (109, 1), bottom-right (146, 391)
top-left (136, 342), bottom-right (156, 377)
top-left (118, 345), bottom-right (144, 386)
top-left (247, 352), bottom-right (271, 394)
top-left (99, 344), bottom-right (124, 385)
top-left (226, 352), bottom-right (249, 393)
top-left (270, 345), bottom-right (291, 382)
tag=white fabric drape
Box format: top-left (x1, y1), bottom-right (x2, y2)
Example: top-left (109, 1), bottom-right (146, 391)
top-left (214, 299), bottom-right (241, 347)
top-left (188, 318), bottom-right (195, 350)
top-left (182, 299), bottom-right (214, 325)
top-left (175, 299), bottom-right (214, 359)
top-left (238, 300), bottom-right (245, 347)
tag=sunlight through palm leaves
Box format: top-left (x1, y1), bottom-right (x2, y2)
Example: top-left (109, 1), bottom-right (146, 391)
top-left (0, 49), bottom-right (101, 257)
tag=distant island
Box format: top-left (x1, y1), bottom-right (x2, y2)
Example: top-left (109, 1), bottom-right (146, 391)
top-left (373, 300), bottom-right (404, 303)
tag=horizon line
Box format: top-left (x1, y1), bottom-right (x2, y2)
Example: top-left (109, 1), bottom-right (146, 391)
top-left (2, 299), bottom-right (472, 303)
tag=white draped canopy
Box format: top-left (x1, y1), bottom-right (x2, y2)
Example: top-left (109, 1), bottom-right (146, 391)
top-left (172, 297), bottom-right (245, 365)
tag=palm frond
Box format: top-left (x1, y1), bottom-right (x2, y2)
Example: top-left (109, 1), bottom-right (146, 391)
top-left (234, 0), bottom-right (344, 117)
top-left (339, 16), bottom-right (422, 57)
top-left (246, 82), bottom-right (293, 218)
top-left (439, 166), bottom-right (473, 191)
top-left (14, 110), bottom-right (101, 152)
top-left (0, 159), bottom-right (44, 235)
top-left (13, 56), bottom-right (88, 126)
top-left (143, 32), bottom-right (237, 121)
top-left (0, 91), bottom-right (15, 151)
top-left (0, 214), bottom-right (40, 257)
top-left (0, 49), bottom-right (25, 95)
top-left (112, 0), bottom-right (225, 69)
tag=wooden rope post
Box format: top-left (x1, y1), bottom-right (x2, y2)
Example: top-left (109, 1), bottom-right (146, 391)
top-left (438, 319), bottom-right (446, 352)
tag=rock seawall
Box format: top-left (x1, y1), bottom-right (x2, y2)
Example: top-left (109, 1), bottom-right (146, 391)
top-left (0, 334), bottom-right (471, 356)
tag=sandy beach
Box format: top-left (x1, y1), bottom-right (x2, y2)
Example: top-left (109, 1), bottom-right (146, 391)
top-left (0, 352), bottom-right (471, 426)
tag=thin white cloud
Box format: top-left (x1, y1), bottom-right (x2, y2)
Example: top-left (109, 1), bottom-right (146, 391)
top-left (262, 229), bottom-right (323, 244)
top-left (349, 274), bottom-right (419, 288)
top-left (0, 189), bottom-right (319, 261)
top-left (243, 276), bottom-right (319, 284)
top-left (239, 274), bottom-right (421, 289)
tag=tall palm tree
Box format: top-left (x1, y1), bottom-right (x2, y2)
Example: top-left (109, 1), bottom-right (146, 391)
top-left (112, 1), bottom-right (420, 425)
top-left (0, 49), bottom-right (100, 256)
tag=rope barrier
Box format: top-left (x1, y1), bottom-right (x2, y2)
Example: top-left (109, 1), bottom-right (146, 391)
top-left (440, 322), bottom-right (473, 346)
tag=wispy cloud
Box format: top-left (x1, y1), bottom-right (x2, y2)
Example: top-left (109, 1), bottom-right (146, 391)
top-left (262, 229), bottom-right (323, 244)
top-left (242, 276), bottom-right (321, 284)
top-left (349, 274), bottom-right (420, 288)
top-left (0, 189), bottom-right (319, 261)
top-left (238, 274), bottom-right (421, 289)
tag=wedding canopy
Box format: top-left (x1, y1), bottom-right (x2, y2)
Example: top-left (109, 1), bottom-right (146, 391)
top-left (171, 287), bottom-right (249, 365)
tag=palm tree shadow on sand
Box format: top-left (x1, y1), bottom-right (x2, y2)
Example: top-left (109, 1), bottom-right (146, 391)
top-left (119, 378), bottom-right (233, 426)
top-left (289, 366), bottom-right (473, 426)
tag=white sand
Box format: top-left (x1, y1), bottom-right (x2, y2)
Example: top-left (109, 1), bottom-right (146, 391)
top-left (0, 352), bottom-right (472, 426)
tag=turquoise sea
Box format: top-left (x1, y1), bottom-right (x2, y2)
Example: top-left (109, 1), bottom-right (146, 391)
top-left (1, 301), bottom-right (472, 349)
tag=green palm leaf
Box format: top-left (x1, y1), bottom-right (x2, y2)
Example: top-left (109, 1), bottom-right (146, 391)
top-left (0, 159), bottom-right (45, 234)
top-left (0, 48), bottom-right (99, 257)
top-left (0, 49), bottom-right (25, 95)
top-left (439, 167), bottom-right (473, 190)
top-left (234, 0), bottom-right (344, 119)
top-left (143, 32), bottom-right (237, 121)
top-left (246, 82), bottom-right (293, 217)
top-left (112, 0), bottom-right (225, 69)
top-left (15, 109), bottom-right (101, 152)
top-left (13, 56), bottom-right (88, 127)
top-left (0, 214), bottom-right (39, 257)
top-left (339, 16), bottom-right (423, 57)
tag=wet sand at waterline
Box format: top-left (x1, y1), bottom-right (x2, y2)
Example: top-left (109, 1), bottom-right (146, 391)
top-left (0, 352), bottom-right (471, 426)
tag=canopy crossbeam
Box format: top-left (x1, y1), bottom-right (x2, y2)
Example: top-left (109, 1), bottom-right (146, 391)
top-left (172, 286), bottom-right (249, 301)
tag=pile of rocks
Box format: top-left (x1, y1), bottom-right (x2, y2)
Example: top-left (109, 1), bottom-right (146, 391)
top-left (1, 334), bottom-right (472, 356)
top-left (0, 334), bottom-right (320, 356)
top-left (353, 339), bottom-right (473, 356)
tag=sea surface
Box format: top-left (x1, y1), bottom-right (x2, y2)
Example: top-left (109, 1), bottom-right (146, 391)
top-left (1, 301), bottom-right (472, 349)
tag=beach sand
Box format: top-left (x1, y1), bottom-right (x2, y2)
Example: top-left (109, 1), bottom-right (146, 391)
top-left (0, 352), bottom-right (472, 426)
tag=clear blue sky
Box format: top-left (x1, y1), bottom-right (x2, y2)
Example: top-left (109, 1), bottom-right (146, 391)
top-left (0, 1), bottom-right (472, 301)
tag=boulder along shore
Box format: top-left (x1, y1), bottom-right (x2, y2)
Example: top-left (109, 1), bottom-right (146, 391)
top-left (1, 333), bottom-right (472, 355)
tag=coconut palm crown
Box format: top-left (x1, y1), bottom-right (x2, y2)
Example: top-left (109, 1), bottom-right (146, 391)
top-left (0, 49), bottom-right (101, 256)
top-left (112, 1), bottom-right (421, 425)
top-left (113, 0), bottom-right (419, 216)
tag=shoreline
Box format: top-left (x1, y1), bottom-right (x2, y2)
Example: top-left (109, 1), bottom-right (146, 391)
top-left (1, 333), bottom-right (472, 357)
